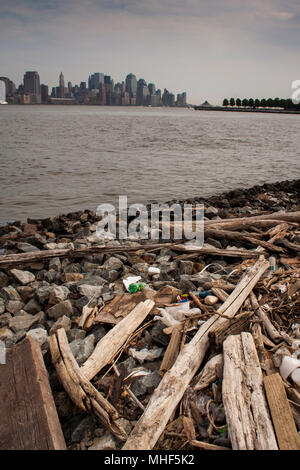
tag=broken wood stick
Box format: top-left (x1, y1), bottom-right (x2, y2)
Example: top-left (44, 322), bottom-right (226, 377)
top-left (172, 244), bottom-right (267, 258)
top-left (208, 310), bottom-right (253, 349)
top-left (190, 440), bottom-right (231, 450)
top-left (159, 324), bottom-right (183, 377)
top-left (80, 299), bottom-right (155, 381)
top-left (264, 373), bottom-right (300, 450)
top-left (50, 328), bottom-right (127, 441)
top-left (123, 256), bottom-right (269, 450)
top-left (222, 333), bottom-right (278, 450)
top-left (250, 292), bottom-right (282, 343)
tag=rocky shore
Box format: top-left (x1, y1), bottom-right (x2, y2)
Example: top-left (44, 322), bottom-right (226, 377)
top-left (0, 178), bottom-right (299, 450)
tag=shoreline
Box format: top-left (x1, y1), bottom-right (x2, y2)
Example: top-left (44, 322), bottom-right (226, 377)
top-left (194, 106), bottom-right (300, 115)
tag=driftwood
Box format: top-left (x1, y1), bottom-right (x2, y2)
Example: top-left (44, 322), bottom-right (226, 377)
top-left (222, 333), bottom-right (278, 450)
top-left (208, 310), bottom-right (253, 349)
top-left (264, 373), bottom-right (300, 450)
top-left (0, 336), bottom-right (66, 450)
top-left (159, 324), bottom-right (183, 377)
top-left (250, 292), bottom-right (282, 343)
top-left (210, 287), bottom-right (229, 302)
top-left (123, 256), bottom-right (269, 450)
top-left (204, 228), bottom-right (284, 253)
top-left (81, 299), bottom-right (155, 381)
top-left (50, 328), bottom-right (127, 441)
top-left (172, 244), bottom-right (267, 258)
top-left (190, 440), bottom-right (231, 450)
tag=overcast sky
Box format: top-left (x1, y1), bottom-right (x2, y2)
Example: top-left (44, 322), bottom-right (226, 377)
top-left (1, 0), bottom-right (299, 104)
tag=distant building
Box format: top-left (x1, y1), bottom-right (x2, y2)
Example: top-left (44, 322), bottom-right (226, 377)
top-left (125, 73), bottom-right (137, 97)
top-left (136, 78), bottom-right (149, 105)
top-left (58, 72), bottom-right (65, 98)
top-left (41, 84), bottom-right (49, 103)
top-left (23, 71), bottom-right (41, 103)
top-left (0, 77), bottom-right (16, 97)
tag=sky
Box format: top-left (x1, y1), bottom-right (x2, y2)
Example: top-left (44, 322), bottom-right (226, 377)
top-left (1, 0), bottom-right (300, 105)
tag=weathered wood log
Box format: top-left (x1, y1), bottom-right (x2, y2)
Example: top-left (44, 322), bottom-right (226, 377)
top-left (159, 324), bottom-right (183, 377)
top-left (0, 336), bottom-right (66, 450)
top-left (222, 332), bottom-right (278, 450)
top-left (204, 228), bottom-right (284, 253)
top-left (50, 329), bottom-right (127, 441)
top-left (264, 373), bottom-right (300, 450)
top-left (190, 440), bottom-right (231, 450)
top-left (275, 238), bottom-right (300, 253)
top-left (0, 242), bottom-right (176, 268)
top-left (81, 299), bottom-right (155, 381)
top-left (210, 287), bottom-right (229, 302)
top-left (250, 292), bottom-right (282, 343)
top-left (123, 257), bottom-right (269, 450)
top-left (172, 244), bottom-right (267, 258)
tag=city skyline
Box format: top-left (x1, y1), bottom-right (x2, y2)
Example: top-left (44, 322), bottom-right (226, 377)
top-left (1, 1), bottom-right (300, 105)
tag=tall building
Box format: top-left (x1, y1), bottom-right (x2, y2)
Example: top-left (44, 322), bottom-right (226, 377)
top-left (58, 72), bottom-right (65, 98)
top-left (89, 73), bottom-right (104, 90)
top-left (125, 73), bottom-right (137, 97)
top-left (23, 71), bottom-right (41, 96)
top-left (41, 84), bottom-right (49, 103)
top-left (0, 77), bottom-right (16, 97)
top-left (136, 78), bottom-right (149, 106)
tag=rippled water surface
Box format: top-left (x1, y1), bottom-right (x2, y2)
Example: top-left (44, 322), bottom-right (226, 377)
top-left (0, 105), bottom-right (300, 223)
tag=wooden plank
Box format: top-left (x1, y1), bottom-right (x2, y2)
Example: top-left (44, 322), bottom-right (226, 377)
top-left (264, 373), bottom-right (300, 450)
top-left (123, 257), bottom-right (269, 450)
top-left (0, 336), bottom-right (66, 450)
top-left (222, 333), bottom-right (278, 450)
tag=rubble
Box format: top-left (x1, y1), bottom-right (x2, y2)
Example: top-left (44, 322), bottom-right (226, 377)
top-left (0, 179), bottom-right (299, 450)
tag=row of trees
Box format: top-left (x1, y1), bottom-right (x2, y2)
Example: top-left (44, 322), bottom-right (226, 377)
top-left (222, 97), bottom-right (300, 110)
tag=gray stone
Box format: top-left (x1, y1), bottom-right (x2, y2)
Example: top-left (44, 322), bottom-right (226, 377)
top-left (205, 205), bottom-right (219, 216)
top-left (82, 262), bottom-right (101, 273)
top-left (90, 324), bottom-right (106, 343)
top-left (9, 311), bottom-right (44, 332)
top-left (26, 328), bottom-right (49, 347)
top-left (36, 285), bottom-right (52, 305)
top-left (48, 285), bottom-right (70, 305)
top-left (0, 286), bottom-right (22, 302)
top-left (6, 300), bottom-right (24, 315)
top-left (48, 257), bottom-right (62, 271)
top-left (179, 260), bottom-right (194, 275)
top-left (178, 277), bottom-right (196, 292)
top-left (23, 298), bottom-right (42, 314)
top-left (71, 415), bottom-right (96, 444)
top-left (47, 300), bottom-right (73, 320)
top-left (0, 313), bottom-right (12, 327)
top-left (70, 334), bottom-right (95, 365)
top-left (131, 371), bottom-right (161, 397)
top-left (102, 292), bottom-right (115, 303)
top-left (63, 262), bottom-right (82, 273)
top-left (50, 315), bottom-right (72, 335)
top-left (10, 269), bottom-right (36, 285)
top-left (17, 242), bottom-right (39, 252)
top-left (0, 271), bottom-right (9, 288)
top-left (101, 269), bottom-right (120, 282)
top-left (88, 432), bottom-right (116, 451)
top-left (67, 328), bottom-right (86, 342)
top-left (0, 326), bottom-right (14, 340)
top-left (16, 286), bottom-right (35, 302)
top-left (103, 257), bottom-right (124, 271)
top-left (150, 321), bottom-right (169, 346)
top-left (0, 298), bottom-right (5, 314)
top-left (77, 284), bottom-right (102, 298)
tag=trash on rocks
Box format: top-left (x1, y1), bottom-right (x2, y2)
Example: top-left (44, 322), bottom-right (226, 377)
top-left (128, 346), bottom-right (163, 363)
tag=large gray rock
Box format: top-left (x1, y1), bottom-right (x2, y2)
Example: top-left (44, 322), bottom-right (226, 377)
top-left (77, 285), bottom-right (102, 298)
top-left (10, 269), bottom-right (36, 285)
top-left (48, 285), bottom-right (70, 305)
top-left (49, 315), bottom-right (72, 335)
top-left (9, 311), bottom-right (44, 333)
top-left (0, 313), bottom-right (12, 327)
top-left (36, 285), bottom-right (52, 305)
top-left (179, 260), bottom-right (194, 275)
top-left (131, 371), bottom-right (161, 397)
top-left (6, 300), bottom-right (24, 315)
top-left (88, 432), bottom-right (116, 451)
top-left (47, 300), bottom-right (73, 320)
top-left (16, 286), bottom-right (35, 302)
top-left (48, 257), bottom-right (62, 271)
top-left (17, 242), bottom-right (39, 253)
top-left (103, 257), bottom-right (124, 271)
top-left (70, 334), bottom-right (95, 365)
top-left (23, 298), bottom-right (42, 314)
top-left (0, 272), bottom-right (9, 288)
top-left (26, 328), bottom-right (49, 347)
top-left (0, 298), bottom-right (5, 315)
top-left (0, 286), bottom-right (22, 302)
top-left (0, 326), bottom-right (14, 340)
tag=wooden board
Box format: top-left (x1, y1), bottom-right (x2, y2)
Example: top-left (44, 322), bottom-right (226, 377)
top-left (0, 336), bottom-right (66, 450)
top-left (264, 373), bottom-right (300, 450)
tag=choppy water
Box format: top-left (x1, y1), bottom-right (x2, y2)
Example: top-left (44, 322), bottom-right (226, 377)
top-left (0, 105), bottom-right (299, 223)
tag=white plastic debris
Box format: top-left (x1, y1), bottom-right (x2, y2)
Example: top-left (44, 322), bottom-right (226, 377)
top-left (128, 346), bottom-right (163, 363)
top-left (153, 301), bottom-right (200, 327)
top-left (148, 267), bottom-right (160, 275)
top-left (279, 356), bottom-right (300, 384)
top-left (123, 276), bottom-right (142, 291)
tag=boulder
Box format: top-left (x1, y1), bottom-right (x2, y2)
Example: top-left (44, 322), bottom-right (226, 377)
top-left (47, 300), bottom-right (73, 320)
top-left (10, 269), bottom-right (36, 285)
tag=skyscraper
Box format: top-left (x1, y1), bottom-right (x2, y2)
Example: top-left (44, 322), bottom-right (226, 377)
top-left (23, 71), bottom-right (41, 96)
top-left (58, 72), bottom-right (65, 98)
top-left (125, 73), bottom-right (137, 97)
top-left (136, 78), bottom-right (149, 106)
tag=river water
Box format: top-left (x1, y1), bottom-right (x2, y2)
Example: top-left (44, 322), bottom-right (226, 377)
top-left (0, 105), bottom-right (299, 223)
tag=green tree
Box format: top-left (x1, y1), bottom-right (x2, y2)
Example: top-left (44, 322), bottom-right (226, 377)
top-left (242, 98), bottom-right (249, 107)
top-left (254, 99), bottom-right (261, 108)
top-left (248, 98), bottom-right (254, 107)
top-left (230, 98), bottom-right (235, 107)
top-left (274, 97), bottom-right (280, 108)
top-left (223, 98), bottom-right (229, 107)
top-left (260, 98), bottom-right (267, 107)
top-left (279, 99), bottom-right (286, 108)
top-left (266, 98), bottom-right (274, 107)
top-left (236, 98), bottom-right (241, 107)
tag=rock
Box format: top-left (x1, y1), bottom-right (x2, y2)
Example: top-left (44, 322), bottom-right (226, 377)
top-left (131, 371), bottom-right (161, 397)
top-left (0, 271), bottom-right (9, 288)
top-left (71, 415), bottom-right (97, 444)
top-left (35, 285), bottom-right (52, 305)
top-left (54, 391), bottom-right (75, 419)
top-left (70, 334), bottom-right (95, 365)
top-left (26, 328), bottom-right (49, 347)
top-left (205, 205), bottom-right (219, 216)
top-left (178, 277), bottom-right (196, 293)
top-left (150, 321), bottom-right (169, 346)
top-left (77, 285), bottom-right (103, 298)
top-left (48, 285), bottom-right (70, 305)
top-left (204, 295), bottom-right (219, 305)
top-left (16, 286), bottom-right (35, 302)
top-left (47, 300), bottom-right (73, 320)
top-left (10, 269), bottom-right (36, 285)
top-left (23, 298), bottom-right (42, 314)
top-left (119, 418), bottom-right (132, 435)
top-left (67, 328), bottom-right (86, 342)
top-left (0, 286), bottom-right (22, 302)
top-left (179, 260), bottom-right (194, 275)
top-left (0, 313), bottom-right (12, 327)
top-left (0, 326), bottom-right (14, 339)
top-left (90, 324), bottom-right (106, 343)
top-left (9, 311), bottom-right (44, 333)
top-left (6, 300), bottom-right (24, 315)
top-left (101, 270), bottom-right (120, 282)
top-left (0, 298), bottom-right (5, 315)
top-left (50, 315), bottom-right (72, 335)
top-left (88, 432), bottom-right (116, 451)
top-left (17, 242), bottom-right (39, 252)
top-left (64, 273), bottom-right (84, 283)
top-left (48, 257), bottom-right (62, 271)
top-left (103, 257), bottom-right (124, 271)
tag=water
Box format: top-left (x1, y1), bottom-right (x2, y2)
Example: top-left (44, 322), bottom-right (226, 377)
top-left (0, 105), bottom-right (299, 224)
